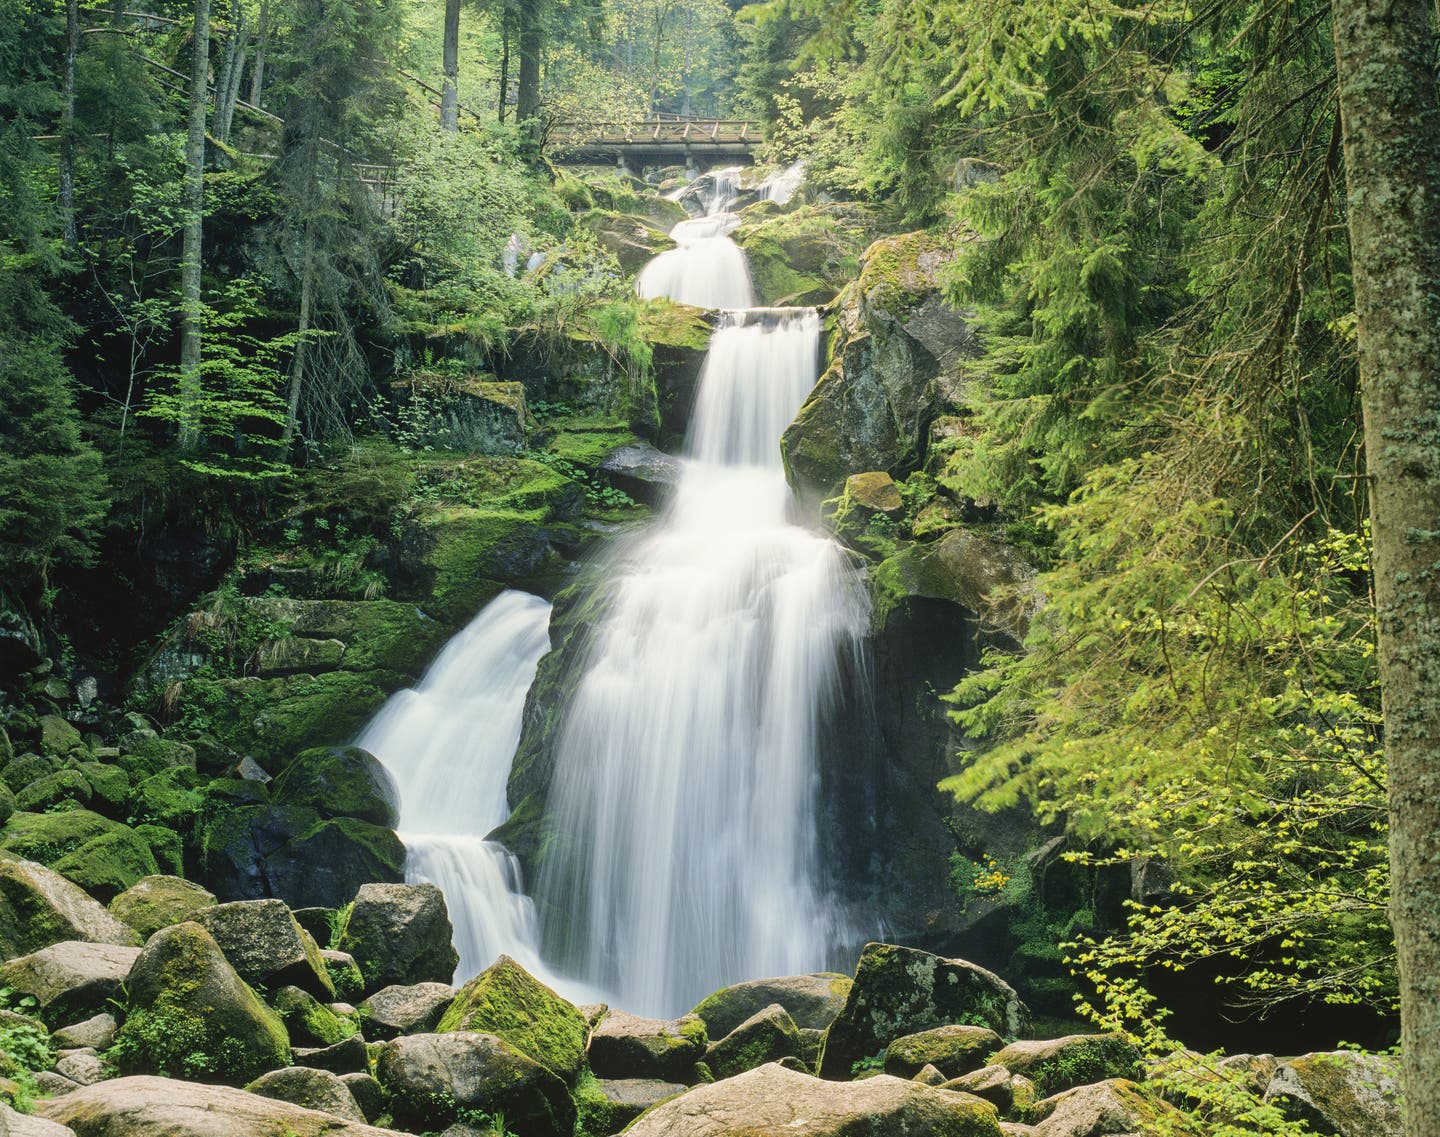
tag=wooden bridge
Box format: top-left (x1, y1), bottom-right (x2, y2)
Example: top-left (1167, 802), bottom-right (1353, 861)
top-left (548, 118), bottom-right (764, 167)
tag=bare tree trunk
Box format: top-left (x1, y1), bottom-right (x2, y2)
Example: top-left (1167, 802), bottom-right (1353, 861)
top-left (441, 0), bottom-right (461, 131)
top-left (1332, 2), bottom-right (1440, 1133)
top-left (498, 5), bottom-right (511, 122)
top-left (248, 0), bottom-right (269, 107)
top-left (215, 0), bottom-right (248, 143)
top-left (178, 0), bottom-right (211, 451)
top-left (59, 0), bottom-right (79, 250)
top-left (516, 0), bottom-right (542, 138)
top-left (281, 220), bottom-right (315, 446)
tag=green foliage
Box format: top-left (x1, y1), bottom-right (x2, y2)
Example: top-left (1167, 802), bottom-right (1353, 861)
top-left (0, 337), bottom-right (110, 597)
top-left (0, 1016), bottom-right (56, 1111)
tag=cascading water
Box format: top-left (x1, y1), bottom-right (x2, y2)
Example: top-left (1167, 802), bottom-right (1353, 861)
top-left (535, 179), bottom-right (871, 1016)
top-left (637, 168), bottom-right (754, 310)
top-left (356, 591), bottom-right (558, 986)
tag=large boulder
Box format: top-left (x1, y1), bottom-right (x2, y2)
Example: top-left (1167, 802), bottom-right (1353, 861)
top-left (344, 882), bottom-right (457, 992)
top-left (111, 921), bottom-right (290, 1084)
top-left (436, 955), bottom-right (587, 1082)
top-left (580, 210), bottom-right (677, 273)
top-left (107, 875), bottom-right (215, 939)
top-left (36, 1075), bottom-right (407, 1136)
top-left (0, 812), bottom-right (159, 902)
top-left (1263, 1051), bottom-right (1402, 1137)
top-left (375, 1031), bottom-right (575, 1137)
top-left (884, 1024), bottom-right (1002, 1080)
top-left (292, 1034), bottom-right (369, 1075)
top-left (1028, 1078), bottom-right (1197, 1136)
top-left (245, 1066), bottom-right (367, 1123)
top-left (588, 1010), bottom-right (708, 1083)
top-left (818, 944), bottom-right (1029, 1080)
top-left (395, 376), bottom-right (538, 455)
top-left (623, 1062), bottom-right (1002, 1137)
top-left (989, 1034), bottom-right (1143, 1098)
top-left (2, 1100), bottom-right (75, 1136)
top-left (197, 899), bottom-right (335, 1000)
top-left (0, 942), bottom-right (140, 1022)
top-left (871, 527), bottom-right (1039, 643)
top-left (781, 229), bottom-right (976, 511)
top-left (270, 746), bottom-right (400, 828)
top-left (691, 972), bottom-right (852, 1037)
top-left (0, 858), bottom-right (139, 959)
top-left (360, 981), bottom-right (457, 1039)
top-left (704, 1004), bottom-right (803, 1079)
top-left (582, 1078), bottom-right (688, 1134)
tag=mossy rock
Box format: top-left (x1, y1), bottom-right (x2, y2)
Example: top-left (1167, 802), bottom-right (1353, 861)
top-left (989, 1034), bottom-right (1142, 1097)
top-left (14, 769), bottom-right (91, 813)
top-left (51, 827), bottom-right (160, 901)
top-left (38, 715), bottom-right (85, 757)
top-left (74, 762), bottom-right (130, 816)
top-left (1, 809), bottom-right (123, 865)
top-left (588, 1010), bottom-right (708, 1083)
top-left (1, 754), bottom-right (55, 793)
top-left (115, 736), bottom-right (197, 779)
top-left (134, 823), bottom-right (184, 876)
top-left (109, 874), bottom-right (217, 939)
top-left (195, 801), bottom-right (322, 901)
top-left (437, 954), bottom-right (587, 1083)
top-left (871, 527), bottom-right (1038, 641)
top-left (0, 783), bottom-right (14, 829)
top-left (704, 1003), bottom-right (803, 1079)
top-left (691, 973), bottom-right (853, 1038)
top-left (884, 1024), bottom-right (1001, 1080)
top-left (112, 921), bottom-right (290, 1084)
top-left (414, 507), bottom-right (558, 625)
top-left (0, 857), bottom-right (139, 958)
top-left (263, 817), bottom-right (406, 911)
top-left (579, 209), bottom-right (677, 273)
top-left (128, 767), bottom-right (206, 831)
top-left (1263, 1051), bottom-right (1402, 1136)
top-left (270, 745), bottom-right (400, 828)
top-left (272, 984), bottom-right (358, 1047)
top-left (637, 297), bottom-right (714, 353)
top-left (818, 943), bottom-right (1029, 1080)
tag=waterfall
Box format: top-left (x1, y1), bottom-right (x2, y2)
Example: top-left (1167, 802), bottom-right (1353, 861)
top-left (355, 591), bottom-right (559, 986)
top-left (637, 168), bottom-right (754, 310)
top-left (536, 182), bottom-right (870, 1016)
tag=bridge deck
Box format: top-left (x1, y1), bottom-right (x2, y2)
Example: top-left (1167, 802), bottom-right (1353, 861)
top-left (550, 119), bottom-right (763, 164)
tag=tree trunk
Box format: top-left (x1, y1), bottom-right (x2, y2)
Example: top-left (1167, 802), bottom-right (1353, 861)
top-left (178, 0), bottom-right (211, 451)
top-left (498, 5), bottom-right (511, 122)
top-left (59, 0), bottom-right (78, 250)
top-left (516, 0), bottom-right (542, 137)
top-left (248, 0), bottom-right (269, 106)
top-left (281, 220), bottom-right (315, 446)
top-left (1332, 2), bottom-right (1440, 1133)
top-left (214, 0), bottom-right (248, 143)
top-left (441, 0), bottom-right (461, 131)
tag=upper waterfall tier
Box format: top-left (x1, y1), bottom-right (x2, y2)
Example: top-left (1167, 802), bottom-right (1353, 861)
top-left (636, 167), bottom-right (755, 310)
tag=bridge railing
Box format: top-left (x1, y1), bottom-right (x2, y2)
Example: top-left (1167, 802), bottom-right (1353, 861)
top-left (549, 119), bottom-right (763, 148)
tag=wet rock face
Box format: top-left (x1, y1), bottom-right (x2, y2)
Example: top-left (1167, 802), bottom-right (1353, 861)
top-left (782, 230), bottom-right (978, 513)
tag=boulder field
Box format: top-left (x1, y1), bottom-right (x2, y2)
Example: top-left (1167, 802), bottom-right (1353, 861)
top-left (0, 870), bottom-right (1399, 1137)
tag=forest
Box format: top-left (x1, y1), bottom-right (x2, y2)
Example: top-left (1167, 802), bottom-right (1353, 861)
top-left (0, 0), bottom-right (1437, 1133)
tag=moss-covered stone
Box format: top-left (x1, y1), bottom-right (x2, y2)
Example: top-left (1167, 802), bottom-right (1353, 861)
top-left (691, 973), bottom-right (853, 1038)
top-left (270, 746), bottom-right (400, 827)
top-left (1263, 1051), bottom-right (1401, 1137)
top-left (732, 202), bottom-right (873, 307)
top-left (393, 374), bottom-right (539, 455)
top-left (580, 209), bottom-right (677, 273)
top-left (1029, 1078), bottom-right (1198, 1136)
top-left (109, 874), bottom-right (217, 939)
top-left (74, 762), bottom-right (130, 816)
top-left (51, 827), bottom-right (160, 901)
top-left (818, 944), bottom-right (1029, 1080)
top-left (871, 527), bottom-right (1038, 641)
top-left (263, 817), bottom-right (406, 911)
top-left (112, 921), bottom-right (291, 1084)
top-left (133, 823), bottom-right (184, 876)
top-left (588, 1010), bottom-right (708, 1083)
top-left (1, 754), bottom-right (55, 793)
top-left (989, 1034), bottom-right (1142, 1097)
top-left (115, 736), bottom-right (196, 780)
top-left (14, 769), bottom-right (91, 813)
top-left (883, 1024), bottom-right (1001, 1080)
top-left (38, 715), bottom-right (85, 757)
top-left (273, 984), bottom-right (358, 1047)
top-left (0, 857), bottom-right (139, 958)
top-left (128, 767), bottom-right (206, 831)
top-left (437, 954), bottom-right (587, 1083)
top-left (416, 507), bottom-right (557, 625)
top-left (705, 1003), bottom-right (803, 1079)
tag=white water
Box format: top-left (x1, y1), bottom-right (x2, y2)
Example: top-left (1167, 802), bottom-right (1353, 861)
top-left (538, 184), bottom-right (870, 1016)
top-left (637, 168), bottom-right (754, 310)
top-left (356, 591), bottom-right (559, 987)
top-left (760, 160), bottom-right (807, 205)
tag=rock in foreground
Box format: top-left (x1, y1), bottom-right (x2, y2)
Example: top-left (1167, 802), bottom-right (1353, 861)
top-left (37, 1075), bottom-right (406, 1136)
top-left (624, 1062), bottom-right (1002, 1137)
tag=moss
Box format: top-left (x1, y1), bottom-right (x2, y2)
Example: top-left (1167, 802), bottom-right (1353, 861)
top-left (274, 985), bottom-right (357, 1047)
top-left (636, 297), bottom-right (714, 353)
top-left (1, 808), bottom-right (118, 864)
top-left (13, 769), bottom-right (91, 813)
top-left (437, 955), bottom-right (588, 1083)
top-left (543, 429), bottom-right (638, 470)
top-left (38, 715), bottom-right (85, 757)
top-left (109, 875), bottom-right (216, 938)
top-left (990, 1035), bottom-right (1144, 1097)
top-left (129, 767), bottom-right (206, 831)
top-left (572, 1068), bottom-right (614, 1137)
top-left (75, 762), bottom-right (131, 815)
top-left (579, 209), bottom-right (677, 273)
top-left (51, 827), bottom-right (160, 901)
top-left (854, 228), bottom-right (952, 317)
top-left (271, 746), bottom-right (399, 827)
top-left (732, 203), bottom-right (872, 306)
top-left (421, 507), bottom-right (553, 624)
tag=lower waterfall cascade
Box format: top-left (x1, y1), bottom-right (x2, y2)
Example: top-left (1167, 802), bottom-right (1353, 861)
top-left (360, 164), bottom-right (871, 1014)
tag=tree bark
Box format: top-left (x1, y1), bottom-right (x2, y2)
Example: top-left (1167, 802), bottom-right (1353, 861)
top-left (248, 0), bottom-right (269, 106)
top-left (441, 0), bottom-right (461, 131)
top-left (281, 219), bottom-right (315, 445)
top-left (214, 0), bottom-right (248, 143)
top-left (1332, 2), bottom-right (1440, 1133)
top-left (498, 4), bottom-right (511, 122)
top-left (178, 0), bottom-right (211, 451)
top-left (59, 0), bottom-right (79, 250)
top-left (516, 0), bottom-right (542, 138)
